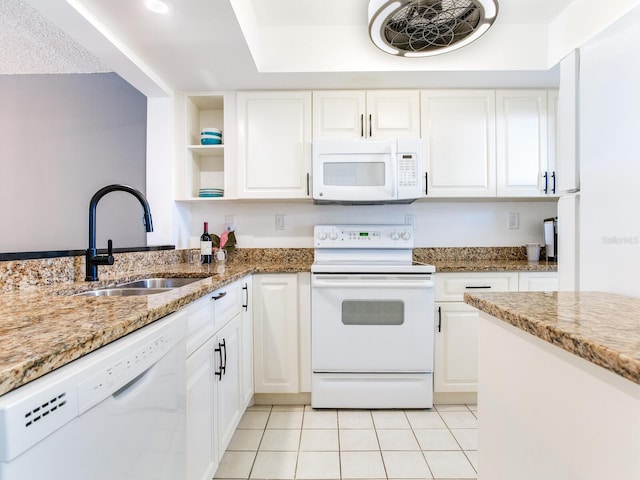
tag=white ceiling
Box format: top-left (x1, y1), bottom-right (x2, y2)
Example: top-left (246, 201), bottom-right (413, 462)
top-left (8, 0), bottom-right (640, 94)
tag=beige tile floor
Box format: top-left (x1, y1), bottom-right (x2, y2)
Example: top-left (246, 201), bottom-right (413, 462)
top-left (215, 404), bottom-right (478, 480)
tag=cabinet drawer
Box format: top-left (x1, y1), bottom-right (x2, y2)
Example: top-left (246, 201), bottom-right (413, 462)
top-left (213, 281), bottom-right (242, 328)
top-left (436, 272), bottom-right (518, 302)
top-left (186, 296), bottom-right (216, 357)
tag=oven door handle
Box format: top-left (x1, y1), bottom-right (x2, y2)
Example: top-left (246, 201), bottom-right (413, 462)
top-left (312, 278), bottom-right (434, 289)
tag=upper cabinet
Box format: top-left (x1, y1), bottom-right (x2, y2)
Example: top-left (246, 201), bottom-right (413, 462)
top-left (422, 89), bottom-right (558, 198)
top-left (421, 90), bottom-right (497, 197)
top-left (237, 92), bottom-right (312, 199)
top-left (496, 90), bottom-right (550, 197)
top-left (313, 90), bottom-right (420, 139)
top-left (175, 93), bottom-right (234, 201)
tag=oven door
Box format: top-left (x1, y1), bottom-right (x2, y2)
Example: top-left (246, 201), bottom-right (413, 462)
top-left (311, 273), bottom-right (435, 372)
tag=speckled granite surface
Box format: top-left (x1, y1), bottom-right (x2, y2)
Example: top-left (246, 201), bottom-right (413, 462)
top-left (0, 258), bottom-right (309, 396)
top-left (464, 291), bottom-right (640, 385)
top-left (0, 246), bottom-right (555, 397)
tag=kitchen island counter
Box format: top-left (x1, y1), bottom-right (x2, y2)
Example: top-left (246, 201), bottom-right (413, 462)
top-left (464, 291), bottom-right (640, 480)
top-left (464, 291), bottom-right (640, 384)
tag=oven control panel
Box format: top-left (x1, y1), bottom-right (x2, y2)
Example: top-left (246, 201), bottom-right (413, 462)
top-left (314, 224), bottom-right (413, 248)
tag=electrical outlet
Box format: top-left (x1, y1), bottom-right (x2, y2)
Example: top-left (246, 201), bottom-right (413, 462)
top-left (405, 214), bottom-right (416, 227)
top-left (275, 214), bottom-right (286, 230)
top-left (508, 212), bottom-right (520, 230)
top-left (224, 215), bottom-right (235, 232)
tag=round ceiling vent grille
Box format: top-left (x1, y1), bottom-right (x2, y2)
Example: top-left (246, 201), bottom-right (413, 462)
top-left (368, 0), bottom-right (499, 57)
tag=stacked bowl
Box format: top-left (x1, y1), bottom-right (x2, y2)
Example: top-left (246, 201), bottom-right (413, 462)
top-left (200, 128), bottom-right (222, 145)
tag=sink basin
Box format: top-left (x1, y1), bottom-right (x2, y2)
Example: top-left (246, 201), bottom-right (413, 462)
top-left (74, 288), bottom-right (172, 297)
top-left (115, 277), bottom-right (204, 289)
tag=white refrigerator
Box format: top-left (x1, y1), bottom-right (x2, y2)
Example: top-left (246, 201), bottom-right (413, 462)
top-left (559, 5), bottom-right (640, 297)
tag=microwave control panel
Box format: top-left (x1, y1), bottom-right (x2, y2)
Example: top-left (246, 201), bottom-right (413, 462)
top-left (396, 148), bottom-right (423, 200)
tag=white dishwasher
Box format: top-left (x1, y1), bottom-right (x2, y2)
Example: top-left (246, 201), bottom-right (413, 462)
top-left (0, 311), bottom-right (187, 480)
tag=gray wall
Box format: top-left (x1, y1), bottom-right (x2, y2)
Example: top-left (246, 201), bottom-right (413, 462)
top-left (0, 73), bottom-right (147, 252)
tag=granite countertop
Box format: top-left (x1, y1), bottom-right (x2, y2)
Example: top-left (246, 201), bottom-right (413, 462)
top-left (0, 250), bottom-right (556, 398)
top-left (464, 291), bottom-right (640, 385)
top-left (433, 259), bottom-right (557, 272)
top-left (0, 260), bottom-right (308, 397)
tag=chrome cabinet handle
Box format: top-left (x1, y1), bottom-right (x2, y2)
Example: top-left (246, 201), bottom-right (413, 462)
top-left (425, 172), bottom-right (428, 196)
top-left (465, 285), bottom-right (492, 289)
top-left (369, 114), bottom-right (372, 137)
top-left (211, 291), bottom-right (227, 301)
top-left (437, 306), bottom-right (442, 333)
top-left (306, 173), bottom-right (310, 196)
top-left (360, 114), bottom-right (364, 137)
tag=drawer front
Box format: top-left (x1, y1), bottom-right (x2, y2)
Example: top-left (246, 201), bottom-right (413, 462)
top-left (436, 272), bottom-right (519, 302)
top-left (213, 280), bottom-right (242, 328)
top-left (186, 296), bottom-right (216, 357)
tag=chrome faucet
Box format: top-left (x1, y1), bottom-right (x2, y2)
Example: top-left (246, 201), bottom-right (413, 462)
top-left (85, 184), bottom-right (153, 281)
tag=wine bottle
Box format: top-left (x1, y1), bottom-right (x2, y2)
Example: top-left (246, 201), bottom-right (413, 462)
top-left (200, 222), bottom-right (212, 264)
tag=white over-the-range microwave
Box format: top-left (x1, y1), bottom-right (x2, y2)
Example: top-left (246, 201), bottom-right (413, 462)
top-left (312, 138), bottom-right (424, 204)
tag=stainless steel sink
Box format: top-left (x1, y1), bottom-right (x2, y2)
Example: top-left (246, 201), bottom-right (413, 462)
top-left (74, 288), bottom-right (173, 297)
top-left (115, 277), bottom-right (204, 289)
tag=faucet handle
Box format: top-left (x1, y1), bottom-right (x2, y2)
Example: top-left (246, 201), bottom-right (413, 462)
top-left (106, 239), bottom-right (114, 265)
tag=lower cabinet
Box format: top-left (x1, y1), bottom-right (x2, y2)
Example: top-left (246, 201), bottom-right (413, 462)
top-left (434, 271), bottom-right (557, 396)
top-left (185, 278), bottom-right (250, 480)
top-left (434, 302), bottom-right (481, 393)
top-left (253, 273), bottom-right (311, 395)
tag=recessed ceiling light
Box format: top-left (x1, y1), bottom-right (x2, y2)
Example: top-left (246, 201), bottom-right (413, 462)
top-left (145, 0), bottom-right (173, 15)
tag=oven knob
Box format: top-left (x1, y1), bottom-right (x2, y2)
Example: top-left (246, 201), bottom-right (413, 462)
top-left (317, 231), bottom-right (327, 241)
top-left (401, 231), bottom-right (411, 241)
top-left (391, 232), bottom-right (400, 240)
top-left (328, 231), bottom-right (338, 240)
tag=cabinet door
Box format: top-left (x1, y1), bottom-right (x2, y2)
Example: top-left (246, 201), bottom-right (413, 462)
top-left (215, 315), bottom-right (241, 458)
top-left (186, 337), bottom-right (217, 480)
top-left (366, 90), bottom-right (420, 139)
top-left (496, 90), bottom-right (548, 197)
top-left (297, 272), bottom-right (312, 393)
top-left (422, 90), bottom-right (496, 197)
top-left (518, 272), bottom-right (559, 292)
top-left (240, 277), bottom-right (254, 409)
top-left (434, 303), bottom-right (479, 393)
top-left (237, 92), bottom-right (312, 198)
top-left (253, 274), bottom-right (300, 393)
top-left (546, 90), bottom-right (559, 196)
top-left (313, 91), bottom-right (365, 139)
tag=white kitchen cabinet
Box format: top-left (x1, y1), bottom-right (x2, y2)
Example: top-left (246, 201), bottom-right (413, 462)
top-left (313, 90), bottom-right (420, 139)
top-left (434, 272), bottom-right (518, 394)
top-left (518, 272), bottom-right (559, 292)
top-left (240, 277), bottom-right (254, 409)
top-left (435, 302), bottom-right (480, 393)
top-left (557, 50), bottom-right (580, 193)
top-left (421, 90), bottom-right (497, 197)
top-left (175, 93), bottom-right (235, 201)
top-left (297, 272), bottom-right (312, 393)
top-left (215, 314), bottom-right (242, 458)
top-left (185, 280), bottom-right (246, 480)
top-left (435, 271), bottom-right (558, 397)
top-left (546, 89), bottom-right (559, 196)
top-left (186, 333), bottom-right (217, 480)
top-left (496, 90), bottom-right (549, 197)
top-left (252, 273), bottom-right (300, 393)
top-left (237, 91), bottom-right (312, 198)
